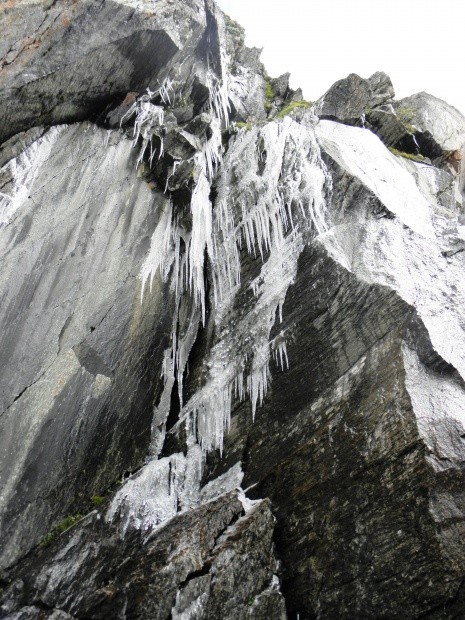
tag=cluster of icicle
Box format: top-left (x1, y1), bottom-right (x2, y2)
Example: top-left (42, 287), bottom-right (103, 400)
top-left (107, 9), bottom-right (331, 535)
top-left (133, 61), bottom-right (330, 459)
top-left (121, 79), bottom-right (174, 168)
top-left (108, 111), bottom-right (331, 534)
top-left (179, 116), bottom-right (330, 454)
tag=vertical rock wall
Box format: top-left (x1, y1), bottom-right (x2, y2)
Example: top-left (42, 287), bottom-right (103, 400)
top-left (2, 1), bottom-right (465, 618)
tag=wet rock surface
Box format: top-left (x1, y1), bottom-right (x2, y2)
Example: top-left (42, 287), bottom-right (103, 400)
top-left (2, 1), bottom-right (465, 619)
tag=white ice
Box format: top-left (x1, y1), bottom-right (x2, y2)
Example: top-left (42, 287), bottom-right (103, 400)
top-left (0, 126), bottom-right (64, 227)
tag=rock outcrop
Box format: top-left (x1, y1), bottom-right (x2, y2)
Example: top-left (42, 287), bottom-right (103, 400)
top-left (1, 1), bottom-right (465, 619)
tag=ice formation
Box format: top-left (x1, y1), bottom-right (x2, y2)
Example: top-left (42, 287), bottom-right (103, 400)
top-left (122, 91), bottom-right (165, 167)
top-left (107, 444), bottom-right (203, 535)
top-left (106, 449), bottom-right (246, 536)
top-left (140, 200), bottom-right (174, 300)
top-left (0, 126), bottom-right (64, 226)
top-left (117, 11), bottom-right (331, 532)
top-left (178, 117), bottom-right (330, 452)
top-left (134, 82), bottom-right (330, 457)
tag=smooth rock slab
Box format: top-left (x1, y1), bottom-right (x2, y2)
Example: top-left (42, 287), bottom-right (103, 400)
top-left (0, 123), bottom-right (174, 569)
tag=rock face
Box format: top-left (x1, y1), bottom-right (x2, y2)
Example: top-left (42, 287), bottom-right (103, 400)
top-left (1, 1), bottom-right (465, 619)
top-left (1, 490), bottom-right (286, 619)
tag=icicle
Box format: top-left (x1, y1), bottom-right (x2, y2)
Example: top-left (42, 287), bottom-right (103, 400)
top-left (135, 13), bottom-right (331, 462)
top-left (139, 201), bottom-right (174, 301)
top-left (0, 126), bottom-right (64, 227)
top-left (175, 114), bottom-right (331, 453)
top-left (158, 76), bottom-right (174, 105)
top-left (234, 371), bottom-right (244, 401)
top-left (188, 171), bottom-right (213, 324)
top-left (241, 337), bottom-right (272, 421)
top-left (121, 96), bottom-right (165, 168)
top-left (164, 160), bottom-right (180, 193)
top-left (192, 381), bottom-right (233, 456)
top-left (272, 336), bottom-right (289, 371)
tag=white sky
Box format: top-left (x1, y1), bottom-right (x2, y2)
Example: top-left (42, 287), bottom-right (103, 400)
top-left (216, 0), bottom-right (465, 115)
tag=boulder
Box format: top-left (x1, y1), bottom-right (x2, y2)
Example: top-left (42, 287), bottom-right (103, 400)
top-left (316, 72), bottom-right (372, 122)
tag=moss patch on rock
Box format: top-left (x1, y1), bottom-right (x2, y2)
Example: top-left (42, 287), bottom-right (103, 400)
top-left (276, 100), bottom-right (312, 119)
top-left (39, 514), bottom-right (85, 548)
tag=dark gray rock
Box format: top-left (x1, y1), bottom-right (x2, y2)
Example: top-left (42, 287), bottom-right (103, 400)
top-left (271, 73), bottom-right (291, 99)
top-left (396, 92), bottom-right (465, 153)
top-left (316, 72), bottom-right (372, 123)
top-left (172, 499), bottom-right (287, 620)
top-left (366, 106), bottom-right (414, 147)
top-left (367, 70), bottom-right (395, 106)
top-left (0, 0), bottom-right (207, 144)
top-left (0, 491), bottom-right (285, 619)
top-left (228, 46), bottom-right (268, 123)
top-left (395, 92), bottom-right (465, 178)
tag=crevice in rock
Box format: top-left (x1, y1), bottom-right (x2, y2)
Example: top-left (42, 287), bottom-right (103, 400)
top-left (178, 563), bottom-right (213, 592)
top-left (165, 378), bottom-right (181, 434)
top-left (211, 508), bottom-right (244, 550)
top-left (0, 359), bottom-right (54, 419)
top-left (405, 313), bottom-right (465, 386)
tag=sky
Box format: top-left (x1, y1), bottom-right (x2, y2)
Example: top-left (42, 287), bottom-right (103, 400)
top-left (216, 0), bottom-right (465, 116)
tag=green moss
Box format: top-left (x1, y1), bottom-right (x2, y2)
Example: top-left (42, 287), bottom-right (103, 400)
top-left (235, 121), bottom-right (253, 131)
top-left (264, 79), bottom-right (274, 111)
top-left (276, 100), bottom-right (312, 119)
top-left (396, 106), bottom-right (416, 123)
top-left (388, 147), bottom-right (426, 163)
top-left (403, 123), bottom-right (417, 134)
top-left (395, 106), bottom-right (418, 134)
top-left (225, 15), bottom-right (245, 38)
top-left (91, 495), bottom-right (105, 507)
top-left (39, 513), bottom-right (84, 548)
top-left (265, 81), bottom-right (274, 101)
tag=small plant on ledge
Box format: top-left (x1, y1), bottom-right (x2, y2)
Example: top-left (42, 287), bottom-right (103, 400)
top-left (276, 100), bottom-right (312, 119)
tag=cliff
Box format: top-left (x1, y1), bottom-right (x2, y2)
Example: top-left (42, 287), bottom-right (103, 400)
top-left (1, 1), bottom-right (465, 618)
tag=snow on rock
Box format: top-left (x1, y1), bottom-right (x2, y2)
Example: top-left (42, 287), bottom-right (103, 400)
top-left (316, 119), bottom-right (434, 238)
top-left (403, 344), bottom-right (465, 462)
top-left (317, 121), bottom-right (465, 382)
